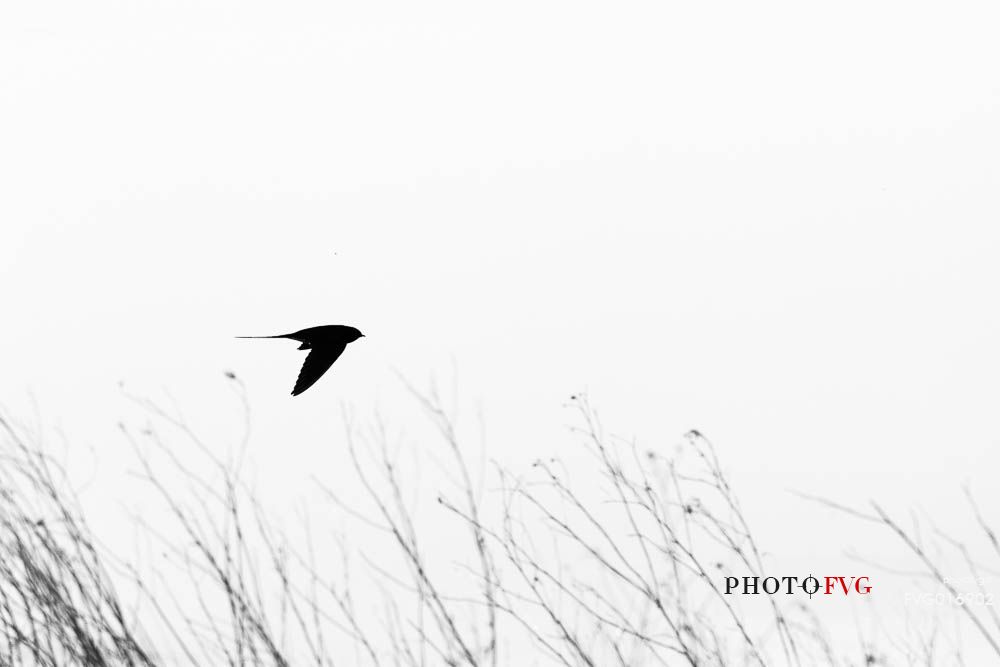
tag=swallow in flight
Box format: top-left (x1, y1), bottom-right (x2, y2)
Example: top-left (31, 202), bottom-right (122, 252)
top-left (237, 325), bottom-right (364, 396)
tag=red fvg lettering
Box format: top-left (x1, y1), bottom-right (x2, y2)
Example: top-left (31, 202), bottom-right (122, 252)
top-left (823, 576), bottom-right (872, 595)
top-left (821, 576), bottom-right (874, 595)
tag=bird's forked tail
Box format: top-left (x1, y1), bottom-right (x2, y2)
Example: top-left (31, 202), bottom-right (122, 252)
top-left (236, 334), bottom-right (309, 349)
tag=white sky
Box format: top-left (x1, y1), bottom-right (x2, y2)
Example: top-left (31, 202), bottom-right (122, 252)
top-left (2, 0), bottom-right (1000, 660)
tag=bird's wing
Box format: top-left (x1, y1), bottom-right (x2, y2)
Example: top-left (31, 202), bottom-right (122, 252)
top-left (291, 343), bottom-right (346, 396)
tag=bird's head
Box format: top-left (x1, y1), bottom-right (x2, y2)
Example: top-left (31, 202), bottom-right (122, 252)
top-left (345, 326), bottom-right (365, 342)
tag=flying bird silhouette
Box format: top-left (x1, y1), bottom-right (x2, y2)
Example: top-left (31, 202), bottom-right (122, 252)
top-left (237, 325), bottom-right (364, 396)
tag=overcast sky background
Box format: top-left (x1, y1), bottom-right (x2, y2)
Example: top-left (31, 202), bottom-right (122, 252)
top-left (3, 0), bottom-right (1000, 659)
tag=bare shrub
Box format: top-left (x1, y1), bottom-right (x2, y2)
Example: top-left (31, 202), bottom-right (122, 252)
top-left (1, 384), bottom-right (999, 665)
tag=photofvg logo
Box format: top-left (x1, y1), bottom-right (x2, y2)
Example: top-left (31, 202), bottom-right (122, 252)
top-left (724, 575), bottom-right (872, 599)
